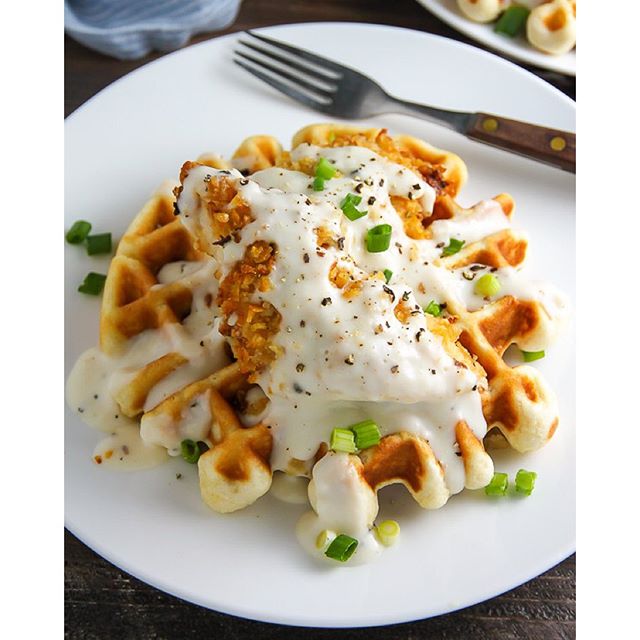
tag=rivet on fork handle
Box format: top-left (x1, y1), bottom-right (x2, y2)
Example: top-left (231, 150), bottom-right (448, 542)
top-left (467, 113), bottom-right (576, 173)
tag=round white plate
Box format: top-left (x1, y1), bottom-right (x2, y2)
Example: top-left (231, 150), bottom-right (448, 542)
top-left (65, 22), bottom-right (575, 627)
top-left (416, 0), bottom-right (576, 76)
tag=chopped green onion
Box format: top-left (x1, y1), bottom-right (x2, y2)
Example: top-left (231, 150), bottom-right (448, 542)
top-left (86, 232), bottom-right (112, 256)
top-left (375, 520), bottom-right (400, 547)
top-left (313, 176), bottom-right (325, 191)
top-left (180, 439), bottom-right (202, 464)
top-left (383, 269), bottom-right (393, 284)
top-left (350, 419), bottom-right (381, 450)
top-left (485, 472), bottom-right (509, 496)
top-left (424, 300), bottom-right (442, 317)
top-left (515, 469), bottom-right (537, 496)
top-left (325, 534), bottom-right (358, 562)
top-left (342, 204), bottom-right (367, 221)
top-left (474, 273), bottom-right (501, 297)
top-left (315, 157), bottom-right (337, 180)
top-left (495, 6), bottom-right (530, 37)
top-left (315, 529), bottom-right (335, 550)
top-left (522, 350), bottom-right (545, 362)
top-left (77, 272), bottom-right (106, 295)
top-left (366, 224), bottom-right (392, 253)
top-left (341, 193), bottom-right (362, 208)
top-left (330, 428), bottom-right (357, 453)
top-left (340, 193), bottom-right (367, 221)
top-left (441, 238), bottom-right (465, 257)
top-left (66, 220), bottom-right (92, 244)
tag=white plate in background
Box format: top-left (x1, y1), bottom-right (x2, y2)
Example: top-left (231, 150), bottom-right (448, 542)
top-left (65, 22), bottom-right (575, 627)
top-left (416, 0), bottom-right (576, 76)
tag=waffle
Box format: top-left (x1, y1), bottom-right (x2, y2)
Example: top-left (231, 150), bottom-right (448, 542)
top-left (72, 123), bottom-right (566, 557)
top-left (140, 362), bottom-right (273, 512)
top-left (222, 124), bottom-right (561, 455)
top-left (100, 150), bottom-right (232, 357)
top-left (291, 123), bottom-right (468, 200)
top-left (431, 194), bottom-right (561, 452)
top-left (300, 126), bottom-right (558, 454)
top-left (360, 424), bottom-right (492, 510)
top-left (232, 135), bottom-right (285, 174)
top-left (100, 180), bottom-right (202, 356)
top-left (95, 174), bottom-right (274, 511)
top-left (229, 123), bottom-right (467, 203)
top-left (173, 123), bottom-right (564, 520)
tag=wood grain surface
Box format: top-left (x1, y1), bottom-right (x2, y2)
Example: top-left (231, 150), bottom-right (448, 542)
top-left (66, 530), bottom-right (575, 640)
top-left (64, 1), bottom-right (576, 637)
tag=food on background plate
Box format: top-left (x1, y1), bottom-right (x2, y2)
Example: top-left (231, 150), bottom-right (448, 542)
top-left (67, 124), bottom-right (567, 564)
top-left (457, 0), bottom-right (577, 56)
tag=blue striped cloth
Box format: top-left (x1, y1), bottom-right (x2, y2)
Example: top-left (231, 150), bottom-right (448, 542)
top-left (65, 0), bottom-right (242, 60)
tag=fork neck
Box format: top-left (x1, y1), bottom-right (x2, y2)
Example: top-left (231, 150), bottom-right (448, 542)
top-left (383, 95), bottom-right (472, 133)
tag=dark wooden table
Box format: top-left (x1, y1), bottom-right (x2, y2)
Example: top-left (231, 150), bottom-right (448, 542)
top-left (65, 1), bottom-right (575, 638)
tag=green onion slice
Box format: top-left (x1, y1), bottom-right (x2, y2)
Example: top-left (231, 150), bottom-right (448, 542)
top-left (325, 534), bottom-right (358, 562)
top-left (340, 193), bottom-right (367, 221)
top-left (180, 439), bottom-right (202, 464)
top-left (441, 238), bottom-right (465, 257)
top-left (515, 469), bottom-right (537, 496)
top-left (350, 419), bottom-right (381, 450)
top-left (375, 520), bottom-right (400, 547)
top-left (474, 273), bottom-right (501, 297)
top-left (77, 272), bottom-right (107, 295)
top-left (424, 300), bottom-right (442, 317)
top-left (341, 193), bottom-right (362, 208)
top-left (312, 176), bottom-right (325, 191)
top-left (66, 220), bottom-right (92, 244)
top-left (522, 350), bottom-right (545, 362)
top-left (383, 269), bottom-right (393, 284)
top-left (315, 157), bottom-right (337, 180)
top-left (86, 233), bottom-right (112, 256)
top-left (330, 428), bottom-right (357, 453)
top-left (485, 472), bottom-right (509, 496)
top-left (342, 203), bottom-right (367, 221)
top-left (366, 224), bottom-right (392, 253)
top-left (495, 6), bottom-right (530, 37)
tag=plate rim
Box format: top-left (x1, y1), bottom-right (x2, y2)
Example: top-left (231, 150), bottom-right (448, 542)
top-left (65, 21), bottom-right (575, 627)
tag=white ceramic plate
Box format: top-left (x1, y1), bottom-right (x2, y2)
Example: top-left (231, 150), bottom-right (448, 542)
top-left (416, 0), bottom-right (576, 76)
top-left (65, 22), bottom-right (576, 627)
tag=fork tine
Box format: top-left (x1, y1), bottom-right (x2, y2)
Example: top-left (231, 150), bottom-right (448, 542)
top-left (245, 30), bottom-right (347, 77)
top-left (237, 39), bottom-right (337, 83)
top-left (233, 59), bottom-right (330, 111)
top-left (234, 50), bottom-right (336, 100)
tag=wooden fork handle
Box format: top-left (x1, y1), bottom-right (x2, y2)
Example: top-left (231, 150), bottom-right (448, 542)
top-left (466, 112), bottom-right (575, 173)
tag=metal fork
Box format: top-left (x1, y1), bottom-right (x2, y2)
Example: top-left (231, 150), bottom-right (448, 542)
top-left (234, 31), bottom-right (575, 173)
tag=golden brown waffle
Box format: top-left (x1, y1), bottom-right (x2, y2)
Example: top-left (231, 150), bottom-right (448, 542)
top-left (100, 181), bottom-right (204, 356)
top-left (232, 135), bottom-right (285, 174)
top-left (360, 425), bottom-right (492, 510)
top-left (432, 196), bottom-right (560, 452)
top-left (98, 179), bottom-right (273, 512)
top-left (228, 124), bottom-right (467, 204)
top-left (139, 362), bottom-right (273, 512)
top-left (290, 123), bottom-right (468, 199)
top-left (224, 123), bottom-right (561, 453)
top-left (173, 123), bottom-right (562, 515)
top-left (91, 123), bottom-right (563, 524)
